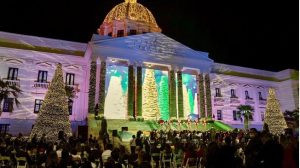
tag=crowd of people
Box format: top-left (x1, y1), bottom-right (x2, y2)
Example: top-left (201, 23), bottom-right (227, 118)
top-left (0, 127), bottom-right (298, 168)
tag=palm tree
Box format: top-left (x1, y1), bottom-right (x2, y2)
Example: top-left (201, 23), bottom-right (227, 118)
top-left (237, 105), bottom-right (254, 130)
top-left (0, 79), bottom-right (22, 115)
top-left (65, 85), bottom-right (76, 101)
top-left (65, 85), bottom-right (76, 115)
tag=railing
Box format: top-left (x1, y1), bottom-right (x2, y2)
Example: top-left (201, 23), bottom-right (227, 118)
top-left (34, 81), bottom-right (50, 89)
top-left (245, 98), bottom-right (255, 105)
top-left (214, 97), bottom-right (225, 102)
top-left (259, 99), bottom-right (267, 105)
top-left (230, 97), bottom-right (240, 104)
top-left (67, 84), bottom-right (80, 92)
top-left (2, 78), bottom-right (20, 87)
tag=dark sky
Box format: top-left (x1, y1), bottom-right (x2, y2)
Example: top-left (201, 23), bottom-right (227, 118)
top-left (0, 0), bottom-right (298, 71)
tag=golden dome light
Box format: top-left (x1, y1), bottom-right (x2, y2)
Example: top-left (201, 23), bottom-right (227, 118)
top-left (102, 1), bottom-right (160, 28)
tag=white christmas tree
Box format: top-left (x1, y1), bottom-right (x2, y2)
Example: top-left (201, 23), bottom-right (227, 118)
top-left (104, 76), bottom-right (126, 119)
top-left (142, 69), bottom-right (160, 120)
top-left (264, 88), bottom-right (288, 134)
top-left (193, 93), bottom-right (198, 115)
top-left (183, 84), bottom-right (191, 118)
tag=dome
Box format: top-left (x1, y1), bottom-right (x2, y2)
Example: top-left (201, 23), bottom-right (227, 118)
top-left (102, 0), bottom-right (160, 29)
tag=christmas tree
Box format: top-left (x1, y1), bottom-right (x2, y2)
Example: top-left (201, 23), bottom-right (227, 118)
top-left (30, 64), bottom-right (72, 142)
top-left (142, 69), bottom-right (160, 120)
top-left (159, 76), bottom-right (169, 121)
top-left (264, 88), bottom-right (287, 134)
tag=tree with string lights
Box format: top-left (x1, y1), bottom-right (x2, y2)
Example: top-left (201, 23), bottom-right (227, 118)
top-left (142, 69), bottom-right (160, 120)
top-left (30, 63), bottom-right (72, 142)
top-left (264, 88), bottom-right (287, 135)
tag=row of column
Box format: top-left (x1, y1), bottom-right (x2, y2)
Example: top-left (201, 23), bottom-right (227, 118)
top-left (88, 59), bottom-right (212, 120)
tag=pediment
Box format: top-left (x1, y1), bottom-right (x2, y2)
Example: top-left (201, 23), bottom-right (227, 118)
top-left (92, 33), bottom-right (212, 62)
top-left (64, 64), bottom-right (81, 71)
top-left (4, 58), bottom-right (24, 65)
top-left (36, 61), bottom-right (53, 68)
top-left (91, 33), bottom-right (214, 72)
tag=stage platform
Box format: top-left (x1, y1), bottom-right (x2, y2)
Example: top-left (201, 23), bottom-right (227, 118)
top-left (87, 114), bottom-right (233, 141)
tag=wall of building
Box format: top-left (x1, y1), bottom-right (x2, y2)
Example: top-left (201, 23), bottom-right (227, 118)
top-left (0, 47), bottom-right (89, 122)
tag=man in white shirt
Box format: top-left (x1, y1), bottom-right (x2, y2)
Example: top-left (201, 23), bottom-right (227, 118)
top-left (102, 144), bottom-right (113, 165)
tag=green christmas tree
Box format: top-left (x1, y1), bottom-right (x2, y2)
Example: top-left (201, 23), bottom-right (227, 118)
top-left (30, 64), bottom-right (72, 142)
top-left (264, 88), bottom-right (287, 135)
top-left (159, 76), bottom-right (169, 120)
top-left (142, 69), bottom-right (160, 120)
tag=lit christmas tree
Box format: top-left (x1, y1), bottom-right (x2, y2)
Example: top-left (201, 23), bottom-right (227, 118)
top-left (264, 88), bottom-right (288, 134)
top-left (30, 64), bottom-right (72, 142)
top-left (142, 69), bottom-right (160, 120)
top-left (183, 84), bottom-right (191, 118)
top-left (104, 76), bottom-right (127, 119)
top-left (159, 76), bottom-right (169, 121)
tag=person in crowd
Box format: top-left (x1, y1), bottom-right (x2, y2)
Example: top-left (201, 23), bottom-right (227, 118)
top-left (130, 135), bottom-right (136, 154)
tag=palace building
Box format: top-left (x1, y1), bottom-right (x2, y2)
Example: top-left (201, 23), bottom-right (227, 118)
top-left (0, 0), bottom-right (298, 134)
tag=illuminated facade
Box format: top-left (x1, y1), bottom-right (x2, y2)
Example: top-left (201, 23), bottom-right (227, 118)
top-left (0, 0), bottom-right (298, 134)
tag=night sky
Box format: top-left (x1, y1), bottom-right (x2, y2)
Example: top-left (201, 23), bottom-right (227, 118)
top-left (0, 0), bottom-right (298, 71)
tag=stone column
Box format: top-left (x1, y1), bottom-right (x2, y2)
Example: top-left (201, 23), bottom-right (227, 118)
top-left (98, 58), bottom-right (107, 118)
top-left (204, 73), bottom-right (212, 118)
top-left (169, 66), bottom-right (177, 119)
top-left (177, 68), bottom-right (184, 119)
top-left (136, 64), bottom-right (143, 118)
top-left (197, 72), bottom-right (206, 118)
top-left (88, 60), bottom-right (97, 114)
top-left (127, 64), bottom-right (135, 118)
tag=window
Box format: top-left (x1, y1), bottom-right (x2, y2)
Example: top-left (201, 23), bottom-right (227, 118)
top-left (34, 99), bottom-right (43, 113)
top-left (7, 67), bottom-right (18, 80)
top-left (258, 92), bottom-right (264, 100)
top-left (66, 73), bottom-right (75, 85)
top-left (215, 88), bottom-right (221, 97)
top-left (233, 110), bottom-right (237, 121)
top-left (231, 89), bottom-right (236, 98)
top-left (245, 90), bottom-right (251, 99)
top-left (117, 30), bottom-right (124, 37)
top-left (217, 110), bottom-right (222, 120)
top-left (3, 98), bottom-right (13, 112)
top-left (37, 71), bottom-right (48, 83)
top-left (108, 32), bottom-right (112, 36)
top-left (261, 111), bottom-right (265, 121)
top-left (129, 29), bottom-right (137, 35)
top-left (68, 100), bottom-right (73, 115)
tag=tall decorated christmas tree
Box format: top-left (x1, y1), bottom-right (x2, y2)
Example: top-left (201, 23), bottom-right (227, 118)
top-left (264, 88), bottom-right (287, 134)
top-left (30, 64), bottom-right (72, 142)
top-left (142, 69), bottom-right (160, 120)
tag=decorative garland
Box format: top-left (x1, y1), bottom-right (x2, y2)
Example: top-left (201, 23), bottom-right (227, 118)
top-left (205, 74), bottom-right (212, 118)
top-left (169, 70), bottom-right (177, 119)
top-left (88, 61), bottom-right (96, 113)
top-left (136, 66), bottom-right (142, 117)
top-left (98, 61), bottom-right (106, 117)
top-left (127, 65), bottom-right (134, 118)
top-left (198, 73), bottom-right (206, 118)
top-left (177, 71), bottom-right (184, 118)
